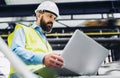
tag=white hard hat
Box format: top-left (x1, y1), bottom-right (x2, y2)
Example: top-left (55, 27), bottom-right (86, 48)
top-left (35, 1), bottom-right (59, 17)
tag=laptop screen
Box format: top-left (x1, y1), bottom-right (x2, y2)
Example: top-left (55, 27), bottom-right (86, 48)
top-left (61, 29), bottom-right (109, 75)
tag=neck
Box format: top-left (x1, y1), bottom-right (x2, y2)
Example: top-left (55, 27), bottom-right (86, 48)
top-left (36, 22), bottom-right (45, 34)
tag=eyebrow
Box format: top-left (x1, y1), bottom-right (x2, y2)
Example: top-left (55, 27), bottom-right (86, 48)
top-left (43, 10), bottom-right (57, 17)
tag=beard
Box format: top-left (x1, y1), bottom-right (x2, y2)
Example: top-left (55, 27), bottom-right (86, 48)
top-left (40, 17), bottom-right (53, 33)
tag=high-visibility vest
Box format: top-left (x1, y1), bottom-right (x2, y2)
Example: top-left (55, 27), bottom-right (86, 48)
top-left (8, 24), bottom-right (55, 78)
top-left (8, 24), bottom-right (22, 47)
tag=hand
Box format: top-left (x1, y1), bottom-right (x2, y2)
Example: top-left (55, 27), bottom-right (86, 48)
top-left (43, 53), bottom-right (64, 68)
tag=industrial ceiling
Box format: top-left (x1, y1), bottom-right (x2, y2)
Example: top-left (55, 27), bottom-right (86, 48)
top-left (0, 0), bottom-right (119, 28)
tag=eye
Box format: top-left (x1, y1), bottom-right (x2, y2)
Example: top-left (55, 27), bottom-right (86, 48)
top-left (49, 15), bottom-right (53, 18)
top-left (54, 17), bottom-right (57, 20)
top-left (48, 14), bottom-right (56, 20)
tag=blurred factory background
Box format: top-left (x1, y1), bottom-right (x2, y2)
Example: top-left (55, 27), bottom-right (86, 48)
top-left (1, 0), bottom-right (120, 77)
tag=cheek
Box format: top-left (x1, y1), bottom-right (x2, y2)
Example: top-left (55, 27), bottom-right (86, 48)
top-left (44, 18), bottom-right (49, 23)
top-left (43, 16), bottom-right (51, 22)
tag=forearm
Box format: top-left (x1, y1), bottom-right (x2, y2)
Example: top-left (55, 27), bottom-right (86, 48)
top-left (12, 47), bottom-right (45, 65)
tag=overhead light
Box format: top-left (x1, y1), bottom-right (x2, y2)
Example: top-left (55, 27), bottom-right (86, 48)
top-left (5, 0), bottom-right (42, 5)
top-left (5, 0), bottom-right (107, 5)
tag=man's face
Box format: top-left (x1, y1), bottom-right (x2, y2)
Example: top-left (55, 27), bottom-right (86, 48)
top-left (40, 16), bottom-right (53, 33)
top-left (40, 12), bottom-right (56, 33)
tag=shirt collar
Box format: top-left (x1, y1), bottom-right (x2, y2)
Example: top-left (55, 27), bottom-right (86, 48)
top-left (32, 22), bottom-right (43, 33)
top-left (31, 22), bottom-right (38, 28)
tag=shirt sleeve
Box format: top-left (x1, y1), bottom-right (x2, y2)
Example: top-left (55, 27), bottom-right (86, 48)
top-left (11, 28), bottom-right (45, 65)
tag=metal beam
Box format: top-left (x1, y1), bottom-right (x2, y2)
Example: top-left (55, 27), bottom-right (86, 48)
top-left (0, 1), bottom-right (120, 17)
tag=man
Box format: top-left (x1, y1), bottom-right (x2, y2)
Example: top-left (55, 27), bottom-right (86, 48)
top-left (8, 1), bottom-right (64, 78)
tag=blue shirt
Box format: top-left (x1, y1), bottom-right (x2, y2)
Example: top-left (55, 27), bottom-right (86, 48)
top-left (11, 22), bottom-right (46, 65)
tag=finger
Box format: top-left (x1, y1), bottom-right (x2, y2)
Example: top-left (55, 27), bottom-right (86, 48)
top-left (49, 62), bottom-right (59, 68)
top-left (55, 59), bottom-right (64, 67)
top-left (47, 59), bottom-right (60, 68)
top-left (51, 54), bottom-right (64, 63)
top-left (49, 57), bottom-right (64, 68)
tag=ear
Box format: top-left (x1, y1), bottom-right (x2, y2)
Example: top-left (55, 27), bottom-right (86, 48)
top-left (36, 12), bottom-right (43, 19)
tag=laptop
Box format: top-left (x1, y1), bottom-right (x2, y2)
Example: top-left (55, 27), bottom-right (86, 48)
top-left (34, 29), bottom-right (109, 77)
